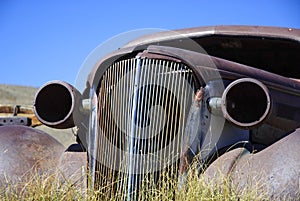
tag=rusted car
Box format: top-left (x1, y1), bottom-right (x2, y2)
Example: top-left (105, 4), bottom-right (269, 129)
top-left (1, 26), bottom-right (300, 199)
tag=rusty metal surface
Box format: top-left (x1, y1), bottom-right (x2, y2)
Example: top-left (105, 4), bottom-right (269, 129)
top-left (179, 89), bottom-right (204, 175)
top-left (145, 46), bottom-right (300, 131)
top-left (88, 39), bottom-right (300, 96)
top-left (203, 129), bottom-right (300, 199)
top-left (145, 45), bottom-right (300, 92)
top-left (88, 26), bottom-right (300, 97)
top-left (33, 80), bottom-right (83, 129)
top-left (124, 26), bottom-right (300, 48)
top-left (0, 116), bottom-right (31, 126)
top-left (0, 104), bottom-right (41, 127)
top-left (82, 27), bottom-right (300, 198)
top-left (220, 78), bottom-right (271, 129)
top-left (57, 148), bottom-right (87, 192)
top-left (0, 125), bottom-right (65, 186)
top-left (32, 25), bottom-right (300, 198)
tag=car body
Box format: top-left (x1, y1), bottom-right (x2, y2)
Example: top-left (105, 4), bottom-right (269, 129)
top-left (1, 25), bottom-right (300, 199)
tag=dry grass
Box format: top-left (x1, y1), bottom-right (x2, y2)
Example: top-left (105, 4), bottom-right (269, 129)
top-left (0, 164), bottom-right (273, 201)
top-left (0, 84), bottom-right (37, 106)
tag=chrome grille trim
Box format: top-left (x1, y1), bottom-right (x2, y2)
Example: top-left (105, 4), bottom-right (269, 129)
top-left (95, 57), bottom-right (194, 199)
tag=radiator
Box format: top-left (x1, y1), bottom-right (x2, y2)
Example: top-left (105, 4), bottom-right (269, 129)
top-left (94, 57), bottom-right (195, 199)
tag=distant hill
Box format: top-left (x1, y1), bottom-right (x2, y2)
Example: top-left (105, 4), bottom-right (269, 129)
top-left (0, 84), bottom-right (76, 147)
top-left (0, 84), bottom-right (37, 106)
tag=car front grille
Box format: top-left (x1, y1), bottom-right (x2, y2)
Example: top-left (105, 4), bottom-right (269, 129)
top-left (95, 57), bottom-right (195, 199)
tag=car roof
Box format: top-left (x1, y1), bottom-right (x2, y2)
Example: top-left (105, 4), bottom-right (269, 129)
top-left (124, 25), bottom-right (300, 48)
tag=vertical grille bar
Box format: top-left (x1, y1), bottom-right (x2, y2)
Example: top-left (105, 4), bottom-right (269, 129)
top-left (95, 58), bottom-right (194, 200)
top-left (127, 58), bottom-right (141, 200)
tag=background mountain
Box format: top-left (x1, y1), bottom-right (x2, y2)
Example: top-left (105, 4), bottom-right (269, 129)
top-left (0, 84), bottom-right (37, 106)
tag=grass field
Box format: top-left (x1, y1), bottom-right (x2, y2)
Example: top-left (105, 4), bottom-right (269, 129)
top-left (0, 163), bottom-right (272, 201)
top-left (0, 84), bottom-right (37, 106)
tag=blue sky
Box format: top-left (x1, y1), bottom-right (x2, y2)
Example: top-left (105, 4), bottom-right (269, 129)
top-left (1, 0), bottom-right (300, 89)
